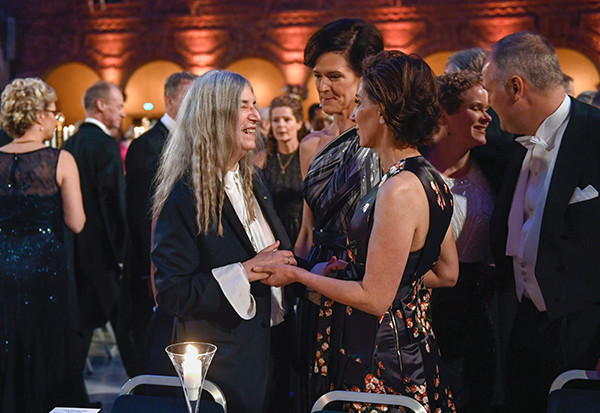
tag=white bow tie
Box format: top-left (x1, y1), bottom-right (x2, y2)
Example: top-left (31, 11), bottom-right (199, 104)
top-left (516, 135), bottom-right (548, 150)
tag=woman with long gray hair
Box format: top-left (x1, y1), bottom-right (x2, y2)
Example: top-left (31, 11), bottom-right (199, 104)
top-left (151, 70), bottom-right (296, 413)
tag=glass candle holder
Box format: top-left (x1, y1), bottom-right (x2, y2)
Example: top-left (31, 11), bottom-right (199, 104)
top-left (165, 342), bottom-right (217, 413)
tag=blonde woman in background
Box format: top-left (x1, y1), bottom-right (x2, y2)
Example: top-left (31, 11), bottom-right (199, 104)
top-left (0, 78), bottom-right (86, 412)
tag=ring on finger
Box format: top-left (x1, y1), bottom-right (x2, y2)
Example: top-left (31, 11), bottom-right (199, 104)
top-left (287, 256), bottom-right (291, 265)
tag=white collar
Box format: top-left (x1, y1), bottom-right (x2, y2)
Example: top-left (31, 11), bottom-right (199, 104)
top-left (84, 117), bottom-right (112, 136)
top-left (160, 113), bottom-right (176, 132)
top-left (223, 164), bottom-right (240, 190)
top-left (531, 94), bottom-right (570, 151)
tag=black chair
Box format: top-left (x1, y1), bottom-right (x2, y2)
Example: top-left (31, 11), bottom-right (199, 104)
top-left (311, 390), bottom-right (427, 413)
top-left (111, 374), bottom-right (226, 413)
top-left (547, 369), bottom-right (600, 413)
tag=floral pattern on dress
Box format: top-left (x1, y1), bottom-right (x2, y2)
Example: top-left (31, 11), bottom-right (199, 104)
top-left (321, 157), bottom-right (456, 413)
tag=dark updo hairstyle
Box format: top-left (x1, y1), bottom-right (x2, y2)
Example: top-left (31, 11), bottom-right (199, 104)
top-left (304, 18), bottom-right (384, 76)
top-left (267, 94), bottom-right (308, 155)
top-left (437, 70), bottom-right (483, 115)
top-left (361, 50), bottom-right (441, 148)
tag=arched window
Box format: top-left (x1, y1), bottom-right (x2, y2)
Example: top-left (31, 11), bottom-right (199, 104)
top-left (226, 58), bottom-right (286, 109)
top-left (124, 60), bottom-right (185, 124)
top-left (44, 62), bottom-right (101, 125)
top-left (556, 48), bottom-right (600, 97)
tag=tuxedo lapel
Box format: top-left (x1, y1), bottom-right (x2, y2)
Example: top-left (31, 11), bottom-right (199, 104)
top-left (491, 141), bottom-right (526, 256)
top-left (149, 121), bottom-right (169, 155)
top-left (222, 197), bottom-right (256, 255)
top-left (541, 98), bottom-right (588, 238)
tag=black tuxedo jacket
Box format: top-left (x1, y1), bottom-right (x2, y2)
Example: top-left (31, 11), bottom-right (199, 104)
top-left (490, 97), bottom-right (600, 364)
top-left (0, 129), bottom-right (12, 146)
top-left (63, 122), bottom-right (127, 329)
top-left (152, 173), bottom-right (292, 413)
top-left (125, 120), bottom-right (168, 285)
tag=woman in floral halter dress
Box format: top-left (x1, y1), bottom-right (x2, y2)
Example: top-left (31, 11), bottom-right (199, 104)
top-left (258, 51), bottom-right (459, 413)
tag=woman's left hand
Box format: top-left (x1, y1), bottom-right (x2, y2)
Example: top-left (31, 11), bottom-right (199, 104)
top-left (255, 263), bottom-right (300, 287)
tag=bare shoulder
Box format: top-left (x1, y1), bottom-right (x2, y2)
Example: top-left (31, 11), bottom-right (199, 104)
top-left (58, 149), bottom-right (77, 166)
top-left (299, 130), bottom-right (323, 160)
top-left (299, 129), bottom-right (330, 176)
top-left (376, 171), bottom-right (426, 212)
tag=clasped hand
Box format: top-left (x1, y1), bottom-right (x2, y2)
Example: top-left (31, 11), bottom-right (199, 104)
top-left (242, 241), bottom-right (297, 282)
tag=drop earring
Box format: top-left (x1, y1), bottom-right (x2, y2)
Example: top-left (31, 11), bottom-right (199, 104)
top-left (379, 116), bottom-right (384, 125)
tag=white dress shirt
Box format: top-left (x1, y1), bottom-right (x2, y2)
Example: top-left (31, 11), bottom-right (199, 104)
top-left (506, 94), bottom-right (571, 311)
top-left (84, 117), bottom-right (111, 136)
top-left (211, 165), bottom-right (286, 326)
top-left (160, 113), bottom-right (176, 132)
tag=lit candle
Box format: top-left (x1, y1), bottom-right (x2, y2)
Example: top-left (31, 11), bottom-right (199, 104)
top-left (182, 344), bottom-right (203, 401)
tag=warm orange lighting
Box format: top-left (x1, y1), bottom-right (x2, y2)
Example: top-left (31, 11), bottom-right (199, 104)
top-left (378, 22), bottom-right (426, 53)
top-left (100, 67), bottom-right (123, 85)
top-left (472, 17), bottom-right (534, 45)
top-left (226, 58), bottom-right (286, 108)
top-left (282, 62), bottom-right (310, 85)
top-left (189, 66), bottom-right (214, 76)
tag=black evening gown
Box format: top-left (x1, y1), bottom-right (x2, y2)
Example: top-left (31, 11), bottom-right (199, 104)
top-left (263, 149), bottom-right (303, 244)
top-left (330, 156), bottom-right (456, 413)
top-left (0, 148), bottom-right (78, 412)
top-left (298, 127), bottom-right (381, 409)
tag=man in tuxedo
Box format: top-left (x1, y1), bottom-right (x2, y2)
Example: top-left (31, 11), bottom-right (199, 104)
top-left (122, 71), bottom-right (194, 376)
top-left (0, 128), bottom-right (11, 146)
top-left (63, 81), bottom-right (127, 387)
top-left (483, 32), bottom-right (600, 412)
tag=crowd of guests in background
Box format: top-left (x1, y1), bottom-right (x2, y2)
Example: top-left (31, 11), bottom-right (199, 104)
top-left (1, 17), bottom-right (600, 413)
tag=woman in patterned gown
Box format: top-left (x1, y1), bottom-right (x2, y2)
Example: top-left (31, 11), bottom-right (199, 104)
top-left (0, 78), bottom-right (86, 412)
top-left (258, 51), bottom-right (459, 413)
top-left (293, 18), bottom-right (384, 409)
top-left (262, 95), bottom-right (308, 245)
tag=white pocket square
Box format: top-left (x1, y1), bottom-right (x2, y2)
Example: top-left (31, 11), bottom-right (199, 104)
top-left (569, 184), bottom-right (599, 204)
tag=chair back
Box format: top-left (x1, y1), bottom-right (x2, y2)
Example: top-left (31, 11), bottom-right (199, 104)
top-left (311, 390), bottom-right (427, 413)
top-left (547, 369), bottom-right (600, 413)
top-left (112, 374), bottom-right (226, 413)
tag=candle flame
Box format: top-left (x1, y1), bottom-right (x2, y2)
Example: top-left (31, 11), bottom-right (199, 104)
top-left (185, 344), bottom-right (199, 359)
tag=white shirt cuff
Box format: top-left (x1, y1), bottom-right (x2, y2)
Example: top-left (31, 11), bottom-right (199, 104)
top-left (211, 263), bottom-right (256, 320)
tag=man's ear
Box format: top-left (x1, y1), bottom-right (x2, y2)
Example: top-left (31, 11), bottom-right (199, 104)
top-left (96, 97), bottom-right (106, 112)
top-left (509, 75), bottom-right (525, 101)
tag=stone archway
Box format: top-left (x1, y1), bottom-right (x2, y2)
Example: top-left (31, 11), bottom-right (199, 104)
top-left (44, 62), bottom-right (102, 125)
top-left (123, 60), bottom-right (185, 127)
top-left (226, 58), bottom-right (286, 109)
top-left (556, 48), bottom-right (600, 97)
top-left (423, 51), bottom-right (455, 76)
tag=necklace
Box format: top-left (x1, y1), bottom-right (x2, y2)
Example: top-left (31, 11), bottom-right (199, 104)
top-left (13, 140), bottom-right (38, 144)
top-left (276, 150), bottom-right (296, 174)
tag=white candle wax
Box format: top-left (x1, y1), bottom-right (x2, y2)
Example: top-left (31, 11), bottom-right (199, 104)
top-left (182, 344), bottom-right (203, 401)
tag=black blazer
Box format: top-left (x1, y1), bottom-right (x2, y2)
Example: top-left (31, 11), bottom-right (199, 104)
top-left (125, 120), bottom-right (168, 284)
top-left (63, 122), bottom-right (127, 329)
top-left (152, 173), bottom-right (292, 413)
top-left (491, 98), bottom-right (600, 364)
top-left (0, 129), bottom-right (12, 146)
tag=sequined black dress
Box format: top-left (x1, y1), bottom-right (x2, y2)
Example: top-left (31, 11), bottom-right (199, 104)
top-left (299, 127), bottom-right (381, 409)
top-left (263, 150), bottom-right (303, 244)
top-left (0, 148), bottom-right (76, 412)
top-left (332, 156), bottom-right (456, 412)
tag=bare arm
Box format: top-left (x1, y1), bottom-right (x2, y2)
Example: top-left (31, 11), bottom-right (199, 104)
top-left (423, 225), bottom-right (459, 288)
top-left (293, 132), bottom-right (321, 257)
top-left (57, 150), bottom-right (86, 233)
top-left (261, 173), bottom-right (433, 316)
